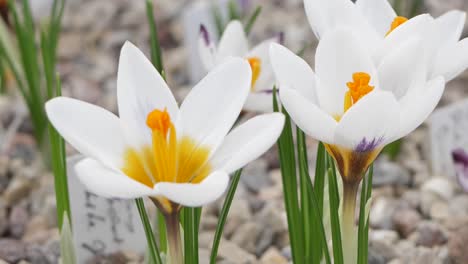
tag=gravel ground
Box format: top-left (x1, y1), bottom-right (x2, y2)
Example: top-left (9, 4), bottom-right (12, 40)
top-left (1, 0), bottom-right (468, 263)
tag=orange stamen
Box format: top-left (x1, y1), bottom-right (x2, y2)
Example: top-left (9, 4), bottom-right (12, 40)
top-left (146, 108), bottom-right (171, 137)
top-left (344, 72), bottom-right (374, 112)
top-left (386, 16), bottom-right (408, 36)
top-left (247, 57), bottom-right (261, 90)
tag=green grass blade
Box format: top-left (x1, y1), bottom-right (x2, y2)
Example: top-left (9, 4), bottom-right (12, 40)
top-left (327, 157), bottom-right (344, 264)
top-left (136, 198), bottom-right (163, 264)
top-left (244, 6), bottom-right (262, 35)
top-left (209, 169), bottom-right (242, 264)
top-left (157, 212), bottom-right (167, 253)
top-left (228, 0), bottom-right (240, 21)
top-left (59, 212), bottom-right (76, 264)
top-left (146, 0), bottom-right (164, 73)
top-left (183, 207), bottom-right (199, 264)
top-left (273, 88), bottom-right (304, 263)
top-left (314, 143), bottom-right (327, 217)
top-left (357, 172), bottom-right (367, 264)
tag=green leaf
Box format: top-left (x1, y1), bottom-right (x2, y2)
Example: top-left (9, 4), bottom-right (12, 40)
top-left (136, 198), bottom-right (163, 264)
top-left (382, 139), bottom-right (402, 160)
top-left (244, 6), bottom-right (262, 35)
top-left (59, 212), bottom-right (76, 264)
top-left (183, 207), bottom-right (199, 264)
top-left (146, 0), bottom-right (164, 73)
top-left (327, 157), bottom-right (344, 264)
top-left (209, 169), bottom-right (242, 264)
top-left (228, 0), bottom-right (240, 21)
top-left (273, 87), bottom-right (304, 263)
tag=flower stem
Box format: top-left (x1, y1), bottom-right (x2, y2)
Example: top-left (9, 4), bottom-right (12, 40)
top-left (342, 182), bottom-right (359, 264)
top-left (166, 212), bottom-right (183, 264)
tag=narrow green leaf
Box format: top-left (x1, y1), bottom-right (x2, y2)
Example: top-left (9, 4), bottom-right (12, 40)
top-left (209, 169), bottom-right (242, 264)
top-left (146, 0), bottom-right (164, 73)
top-left (183, 207), bottom-right (199, 264)
top-left (244, 6), bottom-right (262, 35)
top-left (357, 172), bottom-right (368, 264)
top-left (211, 5), bottom-right (225, 37)
top-left (273, 87), bottom-right (304, 263)
top-left (59, 212), bottom-right (76, 264)
top-left (157, 212), bottom-right (167, 253)
top-left (409, 0), bottom-right (424, 17)
top-left (327, 157), bottom-right (344, 264)
top-left (136, 198), bottom-right (163, 264)
top-left (382, 139), bottom-right (402, 160)
top-left (228, 0), bottom-right (240, 21)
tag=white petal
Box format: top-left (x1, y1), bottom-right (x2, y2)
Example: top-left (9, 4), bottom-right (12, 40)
top-left (198, 25), bottom-right (217, 70)
top-left (178, 58), bottom-right (251, 152)
top-left (117, 42), bottom-right (179, 147)
top-left (210, 113), bottom-right (285, 174)
top-left (280, 88), bottom-right (337, 144)
top-left (334, 91), bottom-right (399, 150)
top-left (269, 43), bottom-right (317, 103)
top-left (355, 0), bottom-right (397, 37)
top-left (377, 37), bottom-right (425, 99)
top-left (75, 158), bottom-right (154, 199)
top-left (374, 14), bottom-right (433, 64)
top-left (315, 28), bottom-right (377, 116)
top-left (46, 97), bottom-right (126, 169)
top-left (243, 92), bottom-right (274, 113)
top-left (246, 37), bottom-right (279, 92)
top-left (304, 0), bottom-right (380, 47)
top-left (154, 171), bottom-right (229, 207)
top-left (432, 38), bottom-right (468, 81)
top-left (397, 77), bottom-right (445, 139)
top-left (216, 20), bottom-right (248, 62)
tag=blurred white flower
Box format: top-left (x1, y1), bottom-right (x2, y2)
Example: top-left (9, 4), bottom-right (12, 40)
top-left (198, 20), bottom-right (282, 112)
top-left (46, 42), bottom-right (284, 213)
top-left (304, 0), bottom-right (468, 82)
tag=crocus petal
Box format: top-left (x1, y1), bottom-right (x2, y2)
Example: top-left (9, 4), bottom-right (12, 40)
top-left (154, 171), bottom-right (229, 207)
top-left (178, 58), bottom-right (251, 152)
top-left (355, 0), bottom-right (396, 37)
top-left (243, 92), bottom-right (275, 113)
top-left (269, 43), bottom-right (317, 103)
top-left (75, 158), bottom-right (155, 199)
top-left (117, 42), bottom-right (179, 147)
top-left (432, 38), bottom-right (468, 81)
top-left (280, 88), bottom-right (337, 144)
top-left (198, 25), bottom-right (217, 70)
top-left (377, 37), bottom-right (425, 99)
top-left (216, 20), bottom-right (249, 62)
top-left (246, 38), bottom-right (277, 92)
top-left (334, 91), bottom-right (399, 150)
top-left (46, 97), bottom-right (126, 169)
top-left (397, 77), bottom-right (445, 140)
top-left (304, 0), bottom-right (380, 47)
top-left (315, 28), bottom-right (377, 116)
top-left (374, 14), bottom-right (433, 64)
top-left (210, 113), bottom-right (285, 174)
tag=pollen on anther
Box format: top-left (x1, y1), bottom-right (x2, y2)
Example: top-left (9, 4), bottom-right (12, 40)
top-left (386, 16), bottom-right (408, 36)
top-left (146, 108), bottom-right (171, 137)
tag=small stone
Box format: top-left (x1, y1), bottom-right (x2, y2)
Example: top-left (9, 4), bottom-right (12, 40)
top-left (448, 225), bottom-right (468, 264)
top-left (0, 239), bottom-right (27, 263)
top-left (9, 204), bottom-right (29, 238)
top-left (370, 197), bottom-right (398, 229)
top-left (23, 215), bottom-right (49, 240)
top-left (218, 241), bottom-right (256, 264)
top-left (2, 177), bottom-right (31, 205)
top-left (392, 208), bottom-right (421, 238)
top-left (369, 240), bottom-right (397, 263)
top-left (230, 222), bottom-right (261, 254)
top-left (421, 177), bottom-right (455, 201)
top-left (222, 199), bottom-right (251, 237)
top-left (370, 230), bottom-right (399, 244)
top-left (416, 222), bottom-right (448, 247)
top-left (373, 158), bottom-right (411, 187)
top-left (0, 201), bottom-right (7, 236)
top-left (429, 201), bottom-right (450, 221)
top-left (449, 195), bottom-right (468, 217)
top-left (260, 247), bottom-right (287, 264)
top-left (241, 160), bottom-right (271, 193)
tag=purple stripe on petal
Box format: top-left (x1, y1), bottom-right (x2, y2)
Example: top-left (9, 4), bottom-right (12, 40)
top-left (199, 24), bottom-right (210, 46)
top-left (452, 148), bottom-right (468, 192)
top-left (452, 148), bottom-right (468, 167)
top-left (355, 137), bottom-right (383, 153)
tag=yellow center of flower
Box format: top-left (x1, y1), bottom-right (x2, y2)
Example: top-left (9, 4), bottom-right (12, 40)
top-left (121, 108), bottom-right (212, 210)
top-left (343, 72), bottom-right (374, 113)
top-left (386, 16), bottom-right (408, 36)
top-left (247, 57), bottom-right (261, 91)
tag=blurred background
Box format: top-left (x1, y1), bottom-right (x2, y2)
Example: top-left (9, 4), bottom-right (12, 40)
top-left (1, 0), bottom-right (468, 263)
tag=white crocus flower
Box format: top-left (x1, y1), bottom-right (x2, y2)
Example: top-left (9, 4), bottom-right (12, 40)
top-left (304, 0), bottom-right (468, 82)
top-left (198, 20), bottom-right (281, 112)
top-left (270, 28), bottom-right (444, 263)
top-left (46, 42), bottom-right (285, 211)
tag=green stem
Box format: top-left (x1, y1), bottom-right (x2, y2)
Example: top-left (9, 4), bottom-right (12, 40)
top-left (166, 212), bottom-right (183, 264)
top-left (342, 182), bottom-right (359, 264)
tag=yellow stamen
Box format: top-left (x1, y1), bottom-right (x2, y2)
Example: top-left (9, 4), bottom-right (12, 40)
top-left (247, 57), bottom-right (261, 91)
top-left (343, 72), bottom-right (374, 113)
top-left (121, 107), bottom-right (213, 211)
top-left (386, 16), bottom-right (408, 36)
